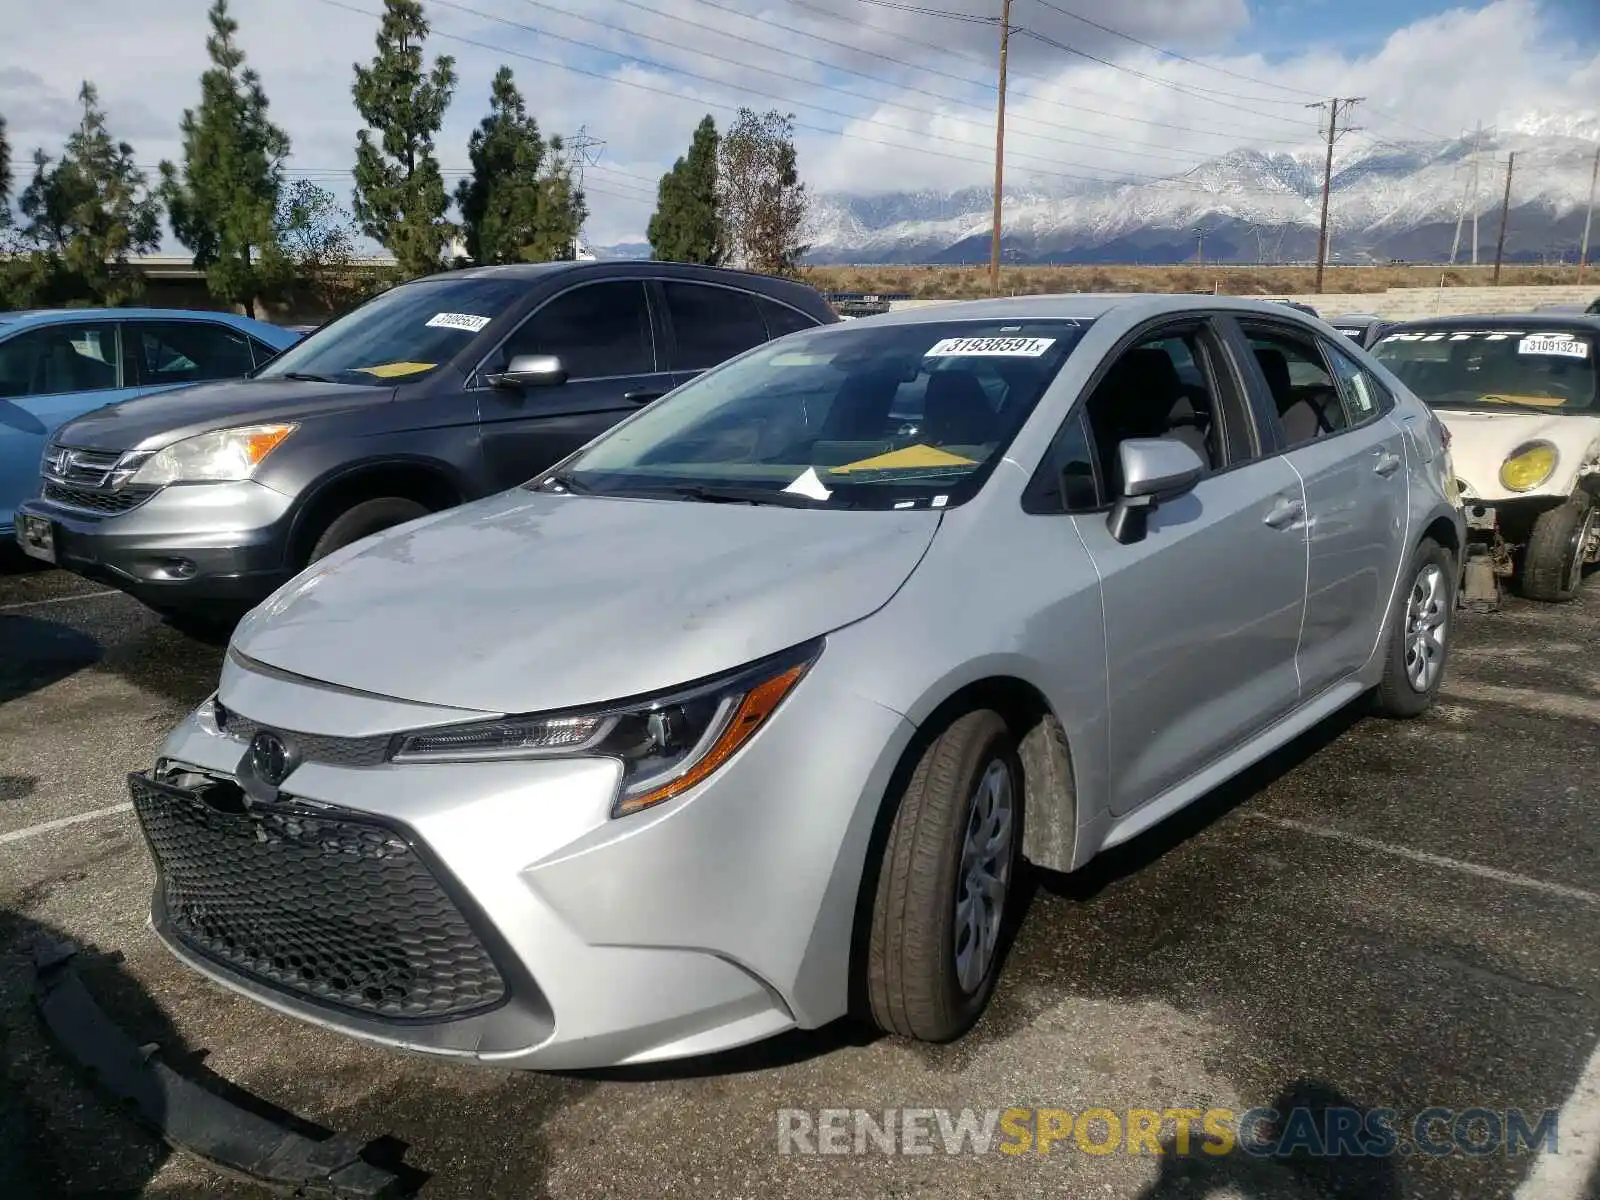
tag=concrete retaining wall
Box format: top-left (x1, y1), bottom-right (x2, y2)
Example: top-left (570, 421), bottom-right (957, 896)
top-left (886, 284), bottom-right (1598, 320)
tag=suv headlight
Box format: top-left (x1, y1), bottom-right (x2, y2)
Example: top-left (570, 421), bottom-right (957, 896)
top-left (389, 639), bottom-right (822, 816)
top-left (128, 423), bottom-right (297, 486)
top-left (1497, 440), bottom-right (1557, 492)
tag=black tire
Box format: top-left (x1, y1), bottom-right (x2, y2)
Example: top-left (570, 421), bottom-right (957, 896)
top-left (307, 497), bottom-right (430, 564)
top-left (1519, 493), bottom-right (1592, 603)
top-left (867, 709), bottom-right (1021, 1042)
top-left (1372, 537), bottom-right (1455, 718)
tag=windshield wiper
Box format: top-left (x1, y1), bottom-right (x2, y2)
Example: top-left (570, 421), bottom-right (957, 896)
top-left (533, 472), bottom-right (590, 494)
top-left (281, 371), bottom-right (340, 383)
top-left (660, 483), bottom-right (830, 507)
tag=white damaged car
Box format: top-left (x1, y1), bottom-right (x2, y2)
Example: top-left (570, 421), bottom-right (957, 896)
top-left (1372, 315), bottom-right (1600, 602)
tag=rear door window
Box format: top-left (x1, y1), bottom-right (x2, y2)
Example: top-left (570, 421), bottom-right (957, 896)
top-left (756, 295), bottom-right (820, 339)
top-left (663, 282), bottom-right (770, 371)
top-left (0, 323), bottom-right (122, 397)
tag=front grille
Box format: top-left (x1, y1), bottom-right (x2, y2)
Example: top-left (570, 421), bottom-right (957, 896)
top-left (130, 773), bottom-right (507, 1021)
top-left (215, 706), bottom-right (394, 768)
top-left (44, 443), bottom-right (125, 486)
top-left (41, 480), bottom-right (155, 514)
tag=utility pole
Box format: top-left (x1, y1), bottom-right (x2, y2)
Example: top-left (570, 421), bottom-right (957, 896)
top-left (1492, 151), bottom-right (1516, 284)
top-left (1194, 226), bottom-right (1206, 265)
top-left (1450, 123), bottom-right (1483, 266)
top-left (1308, 96), bottom-right (1362, 294)
top-left (988, 0), bottom-right (1012, 296)
top-left (1579, 143), bottom-right (1599, 285)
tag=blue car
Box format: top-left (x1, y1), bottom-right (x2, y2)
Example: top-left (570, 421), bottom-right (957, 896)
top-left (0, 308), bottom-right (300, 537)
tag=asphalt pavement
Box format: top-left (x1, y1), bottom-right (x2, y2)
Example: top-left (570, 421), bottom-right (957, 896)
top-left (1, 550), bottom-right (1597, 1200)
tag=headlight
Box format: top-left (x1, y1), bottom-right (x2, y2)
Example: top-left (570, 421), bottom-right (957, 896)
top-left (1497, 441), bottom-right (1557, 492)
top-left (389, 639), bottom-right (822, 817)
top-left (129, 423), bottom-right (296, 486)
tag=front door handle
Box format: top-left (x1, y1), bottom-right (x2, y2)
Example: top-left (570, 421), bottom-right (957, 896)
top-left (1263, 495), bottom-right (1305, 529)
top-left (624, 389), bottom-right (665, 405)
top-left (1373, 449), bottom-right (1403, 477)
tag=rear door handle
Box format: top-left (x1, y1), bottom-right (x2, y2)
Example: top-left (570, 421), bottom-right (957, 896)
top-left (624, 389), bottom-right (665, 405)
top-left (1373, 449), bottom-right (1403, 477)
top-left (1263, 495), bottom-right (1305, 529)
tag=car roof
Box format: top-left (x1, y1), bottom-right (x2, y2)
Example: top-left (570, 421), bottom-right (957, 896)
top-left (1379, 312), bottom-right (1600, 334)
top-left (406, 259), bottom-right (828, 302)
top-left (0, 306), bottom-right (289, 338)
top-left (850, 292), bottom-right (1341, 327)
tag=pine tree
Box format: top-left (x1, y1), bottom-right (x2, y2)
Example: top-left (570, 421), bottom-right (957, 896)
top-left (19, 83), bottom-right (162, 305)
top-left (351, 0), bottom-right (456, 277)
top-left (718, 109), bottom-right (808, 276)
top-left (160, 0), bottom-right (292, 316)
top-left (647, 115), bottom-right (724, 265)
top-left (455, 67), bottom-right (584, 264)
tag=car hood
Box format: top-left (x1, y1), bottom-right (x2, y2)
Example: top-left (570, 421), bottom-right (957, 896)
top-left (54, 377), bottom-right (395, 453)
top-left (231, 488), bottom-right (942, 714)
top-left (1434, 408), bottom-right (1600, 499)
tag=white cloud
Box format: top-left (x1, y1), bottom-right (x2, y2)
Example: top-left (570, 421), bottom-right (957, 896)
top-left (0, 0), bottom-right (1595, 247)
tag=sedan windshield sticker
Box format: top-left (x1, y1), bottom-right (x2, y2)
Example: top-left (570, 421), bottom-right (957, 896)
top-left (425, 312), bottom-right (492, 333)
top-left (1518, 334), bottom-right (1590, 359)
top-left (925, 336), bottom-right (1055, 357)
top-left (782, 466), bottom-right (833, 500)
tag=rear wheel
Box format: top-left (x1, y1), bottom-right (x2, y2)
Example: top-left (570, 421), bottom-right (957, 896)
top-left (1372, 537), bottom-right (1454, 718)
top-left (307, 497), bottom-right (429, 564)
top-left (866, 709), bottom-right (1021, 1042)
top-left (1519, 493), bottom-right (1593, 603)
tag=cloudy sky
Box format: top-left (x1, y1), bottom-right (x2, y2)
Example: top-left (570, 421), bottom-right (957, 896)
top-left (1, 0), bottom-right (1597, 246)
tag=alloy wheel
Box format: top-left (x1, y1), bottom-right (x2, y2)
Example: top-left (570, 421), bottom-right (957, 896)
top-left (953, 759), bottom-right (1015, 994)
top-left (1404, 562), bottom-right (1449, 693)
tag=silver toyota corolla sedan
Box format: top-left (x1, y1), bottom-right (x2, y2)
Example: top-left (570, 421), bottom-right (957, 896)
top-left (131, 294), bottom-right (1463, 1070)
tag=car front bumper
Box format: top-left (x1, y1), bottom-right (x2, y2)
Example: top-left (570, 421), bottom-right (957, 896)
top-left (136, 647), bottom-right (914, 1069)
top-left (15, 481), bottom-right (295, 608)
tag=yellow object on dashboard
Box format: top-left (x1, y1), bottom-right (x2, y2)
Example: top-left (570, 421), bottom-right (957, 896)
top-left (1479, 393), bottom-right (1567, 408)
top-left (354, 361), bottom-right (436, 378)
top-left (830, 444), bottom-right (978, 473)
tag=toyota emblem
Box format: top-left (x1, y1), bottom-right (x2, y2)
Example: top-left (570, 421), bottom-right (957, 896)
top-left (248, 731), bottom-right (292, 786)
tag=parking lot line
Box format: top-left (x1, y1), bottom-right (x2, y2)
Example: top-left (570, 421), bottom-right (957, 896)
top-left (0, 802), bottom-right (133, 847)
top-left (1514, 1037), bottom-right (1600, 1200)
top-left (1247, 815), bottom-right (1600, 907)
top-left (0, 589), bottom-right (120, 612)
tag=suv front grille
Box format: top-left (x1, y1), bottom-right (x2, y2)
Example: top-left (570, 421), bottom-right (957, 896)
top-left (41, 480), bottom-right (156, 514)
top-left (215, 706), bottom-right (394, 768)
top-left (130, 773), bottom-right (508, 1022)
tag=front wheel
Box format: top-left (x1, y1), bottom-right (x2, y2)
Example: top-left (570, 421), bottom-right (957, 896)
top-left (1519, 493), bottom-right (1593, 603)
top-left (307, 497), bottom-right (430, 564)
top-left (866, 709), bottom-right (1021, 1042)
top-left (1372, 538), bottom-right (1455, 718)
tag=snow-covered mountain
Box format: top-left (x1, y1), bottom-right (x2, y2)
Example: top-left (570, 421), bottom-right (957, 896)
top-left (801, 113), bottom-right (1600, 265)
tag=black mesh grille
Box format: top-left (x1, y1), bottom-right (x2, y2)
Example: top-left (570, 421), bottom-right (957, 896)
top-left (215, 708), bottom-right (394, 768)
top-left (130, 773), bottom-right (507, 1021)
top-left (42, 481), bottom-right (155, 514)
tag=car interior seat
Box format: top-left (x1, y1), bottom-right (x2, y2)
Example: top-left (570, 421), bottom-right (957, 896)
top-left (920, 369), bottom-right (998, 448)
top-left (1255, 347), bottom-right (1322, 444)
top-left (1089, 347), bottom-right (1197, 493)
top-left (31, 336), bottom-right (116, 395)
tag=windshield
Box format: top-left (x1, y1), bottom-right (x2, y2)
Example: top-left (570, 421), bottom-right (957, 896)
top-left (548, 319), bottom-right (1091, 510)
top-left (1373, 329), bottom-right (1597, 412)
top-left (256, 276), bottom-right (532, 383)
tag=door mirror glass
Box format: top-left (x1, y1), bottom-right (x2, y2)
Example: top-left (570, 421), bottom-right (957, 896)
top-left (488, 354), bottom-right (567, 389)
top-left (1119, 437), bottom-right (1205, 498)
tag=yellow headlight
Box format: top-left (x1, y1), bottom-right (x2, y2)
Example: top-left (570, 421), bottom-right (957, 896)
top-left (1498, 442), bottom-right (1557, 492)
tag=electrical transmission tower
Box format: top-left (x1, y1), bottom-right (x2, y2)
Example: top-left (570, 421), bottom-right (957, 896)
top-left (562, 126), bottom-right (606, 258)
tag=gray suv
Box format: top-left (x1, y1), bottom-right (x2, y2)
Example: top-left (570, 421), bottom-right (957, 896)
top-left (16, 261), bottom-right (834, 618)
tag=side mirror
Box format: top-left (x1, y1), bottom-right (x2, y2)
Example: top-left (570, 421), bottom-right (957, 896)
top-left (1106, 437), bottom-right (1206, 545)
top-left (486, 354), bottom-right (567, 390)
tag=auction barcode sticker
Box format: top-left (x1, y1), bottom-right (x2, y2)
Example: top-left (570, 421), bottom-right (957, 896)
top-left (926, 336), bottom-right (1055, 357)
top-left (1517, 334), bottom-right (1590, 359)
top-left (426, 312), bottom-right (492, 333)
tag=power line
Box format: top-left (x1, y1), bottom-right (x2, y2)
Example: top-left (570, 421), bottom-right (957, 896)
top-left (1017, 28), bottom-right (1320, 129)
top-left (846, 0), bottom-right (996, 21)
top-left (785, 0), bottom-right (1314, 144)
top-left (1025, 0), bottom-right (1323, 99)
top-left (432, 0), bottom-right (1290, 193)
top-left (542, 0), bottom-right (1239, 168)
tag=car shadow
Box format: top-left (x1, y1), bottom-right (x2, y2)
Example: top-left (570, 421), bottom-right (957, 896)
top-left (0, 615), bottom-right (103, 705)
